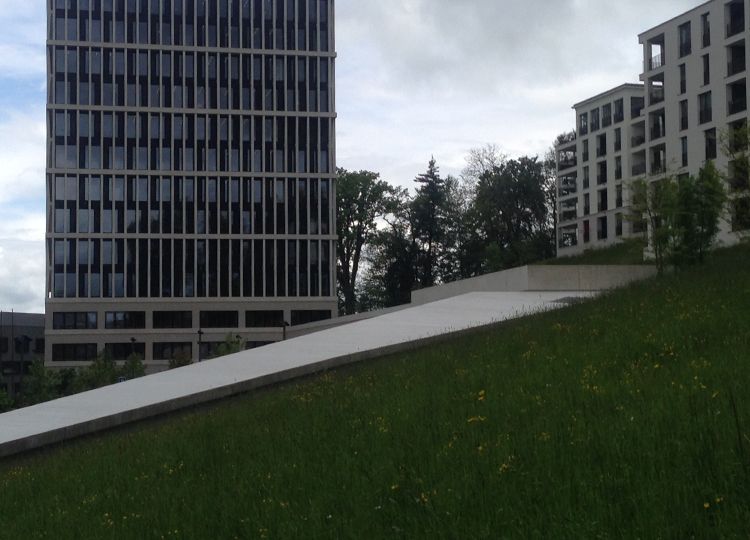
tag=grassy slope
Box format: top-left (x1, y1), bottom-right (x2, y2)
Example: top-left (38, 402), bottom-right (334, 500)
top-left (1, 246), bottom-right (750, 539)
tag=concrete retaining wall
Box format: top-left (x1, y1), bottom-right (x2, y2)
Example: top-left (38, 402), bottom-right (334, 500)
top-left (411, 265), bottom-right (657, 305)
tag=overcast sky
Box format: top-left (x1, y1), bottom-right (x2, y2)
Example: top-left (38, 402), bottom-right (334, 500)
top-left (0, 0), bottom-right (698, 313)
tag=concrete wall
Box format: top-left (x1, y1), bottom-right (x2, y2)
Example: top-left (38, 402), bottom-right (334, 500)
top-left (411, 265), bottom-right (657, 305)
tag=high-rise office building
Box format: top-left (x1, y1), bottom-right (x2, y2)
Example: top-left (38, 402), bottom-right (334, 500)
top-left (45, 0), bottom-right (337, 369)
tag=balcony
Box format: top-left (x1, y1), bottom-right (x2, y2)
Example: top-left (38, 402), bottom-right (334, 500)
top-left (558, 158), bottom-right (577, 171)
top-left (729, 160), bottom-right (750, 191)
top-left (651, 162), bottom-right (665, 175)
top-left (727, 19), bottom-right (745, 38)
top-left (631, 97), bottom-right (645, 118)
top-left (558, 183), bottom-right (578, 198)
top-left (729, 96), bottom-right (748, 115)
top-left (649, 54), bottom-right (664, 71)
top-left (561, 209), bottom-right (577, 222)
top-left (650, 125), bottom-right (665, 140)
top-left (728, 56), bottom-right (746, 77)
top-left (649, 87), bottom-right (665, 105)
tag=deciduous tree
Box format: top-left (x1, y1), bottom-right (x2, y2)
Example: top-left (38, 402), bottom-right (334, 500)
top-left (336, 169), bottom-right (397, 315)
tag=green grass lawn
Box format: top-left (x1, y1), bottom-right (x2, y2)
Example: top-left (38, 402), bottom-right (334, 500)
top-left (2, 246), bottom-right (750, 538)
top-left (543, 238), bottom-right (649, 266)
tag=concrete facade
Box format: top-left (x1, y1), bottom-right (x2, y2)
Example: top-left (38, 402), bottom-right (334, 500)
top-left (556, 0), bottom-right (750, 257)
top-left (45, 0), bottom-right (338, 369)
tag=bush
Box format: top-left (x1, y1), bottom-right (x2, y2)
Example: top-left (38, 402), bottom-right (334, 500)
top-left (168, 350), bottom-right (193, 370)
top-left (20, 359), bottom-right (61, 407)
top-left (120, 353), bottom-right (146, 380)
top-left (0, 388), bottom-right (13, 413)
top-left (629, 162), bottom-right (725, 272)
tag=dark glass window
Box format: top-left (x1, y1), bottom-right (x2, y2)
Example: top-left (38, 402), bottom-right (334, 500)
top-left (199, 310), bottom-right (239, 328)
top-left (51, 343), bottom-right (98, 362)
top-left (105, 342), bottom-right (146, 361)
top-left (153, 311), bottom-right (193, 329)
top-left (105, 311), bottom-right (146, 329)
top-left (153, 342), bottom-right (193, 361)
top-left (246, 310), bottom-right (284, 328)
top-left (53, 312), bottom-right (98, 330)
top-left (291, 310), bottom-right (331, 326)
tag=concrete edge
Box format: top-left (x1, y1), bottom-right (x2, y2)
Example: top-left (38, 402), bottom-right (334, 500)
top-left (0, 305), bottom-right (559, 460)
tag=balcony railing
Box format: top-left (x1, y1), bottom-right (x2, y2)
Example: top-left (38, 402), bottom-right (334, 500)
top-left (631, 135), bottom-right (646, 147)
top-left (632, 163), bottom-right (646, 176)
top-left (558, 158), bottom-right (577, 171)
top-left (728, 58), bottom-right (746, 77)
top-left (702, 30), bottom-right (710, 48)
top-left (729, 97), bottom-right (747, 115)
top-left (651, 163), bottom-right (666, 175)
top-left (597, 146), bottom-right (606, 158)
top-left (699, 108), bottom-right (712, 124)
top-left (727, 19), bottom-right (745, 38)
top-left (650, 126), bottom-right (665, 140)
top-left (649, 54), bottom-right (664, 71)
top-left (561, 210), bottom-right (578, 222)
top-left (649, 87), bottom-right (665, 105)
top-left (558, 183), bottom-right (578, 197)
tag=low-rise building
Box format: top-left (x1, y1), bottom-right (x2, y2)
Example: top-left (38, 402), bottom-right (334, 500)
top-left (0, 312), bottom-right (45, 398)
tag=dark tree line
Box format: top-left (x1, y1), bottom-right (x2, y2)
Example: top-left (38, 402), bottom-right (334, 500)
top-left (337, 146), bottom-right (557, 314)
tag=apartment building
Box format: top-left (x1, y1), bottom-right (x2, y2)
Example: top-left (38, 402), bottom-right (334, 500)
top-left (556, 84), bottom-right (645, 255)
top-left (45, 0), bottom-right (337, 369)
top-left (640, 0), bottom-right (750, 242)
top-left (556, 0), bottom-right (750, 256)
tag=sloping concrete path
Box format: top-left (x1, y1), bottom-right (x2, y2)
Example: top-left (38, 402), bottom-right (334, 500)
top-left (0, 291), bottom-right (590, 458)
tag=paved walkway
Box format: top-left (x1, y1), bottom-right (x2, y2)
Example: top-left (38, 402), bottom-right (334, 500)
top-left (0, 291), bottom-right (590, 458)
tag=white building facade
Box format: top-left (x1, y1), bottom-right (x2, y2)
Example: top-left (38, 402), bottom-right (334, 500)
top-left (556, 84), bottom-right (645, 255)
top-left (556, 0), bottom-right (750, 257)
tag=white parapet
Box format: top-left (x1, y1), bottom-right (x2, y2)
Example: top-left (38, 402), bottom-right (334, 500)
top-left (410, 265), bottom-right (657, 305)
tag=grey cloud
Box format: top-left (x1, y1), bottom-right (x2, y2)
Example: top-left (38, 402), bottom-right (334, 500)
top-left (338, 0), bottom-right (698, 94)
